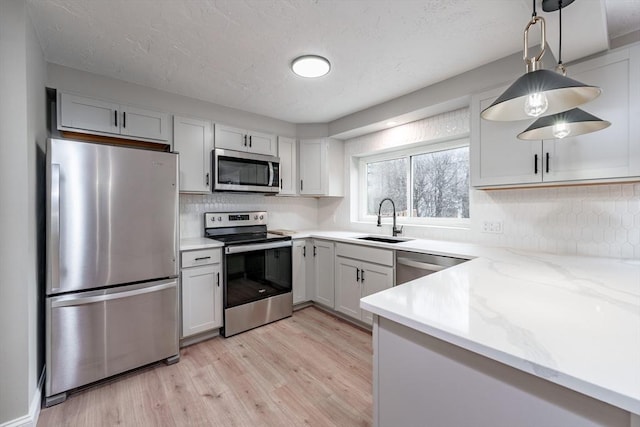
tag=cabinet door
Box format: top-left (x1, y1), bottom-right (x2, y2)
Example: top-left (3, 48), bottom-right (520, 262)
top-left (278, 137), bottom-right (297, 195)
top-left (174, 116), bottom-right (213, 193)
top-left (299, 139), bottom-right (327, 195)
top-left (181, 264), bottom-right (222, 337)
top-left (215, 124), bottom-right (247, 151)
top-left (313, 240), bottom-right (335, 308)
top-left (543, 48), bottom-right (640, 182)
top-left (120, 106), bottom-right (168, 141)
top-left (471, 86), bottom-right (542, 187)
top-left (292, 240), bottom-right (307, 304)
top-left (59, 92), bottom-right (120, 135)
top-left (249, 131), bottom-right (277, 156)
top-left (335, 257), bottom-right (362, 319)
top-left (360, 262), bottom-right (394, 325)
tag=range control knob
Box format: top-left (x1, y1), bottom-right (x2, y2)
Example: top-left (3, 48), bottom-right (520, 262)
top-left (210, 217), bottom-right (215, 222)
top-left (217, 216), bottom-right (222, 221)
top-left (259, 215), bottom-right (264, 220)
top-left (254, 215), bottom-right (258, 220)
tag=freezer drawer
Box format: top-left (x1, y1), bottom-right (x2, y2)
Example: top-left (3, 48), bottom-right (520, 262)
top-left (45, 279), bottom-right (179, 398)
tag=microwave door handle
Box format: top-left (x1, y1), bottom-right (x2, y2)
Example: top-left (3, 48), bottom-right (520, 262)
top-left (269, 162), bottom-right (274, 186)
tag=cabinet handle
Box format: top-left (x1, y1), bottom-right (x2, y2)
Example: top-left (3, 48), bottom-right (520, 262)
top-left (123, 111), bottom-right (126, 128)
top-left (244, 135), bottom-right (247, 147)
top-left (280, 178), bottom-right (283, 189)
top-left (300, 180), bottom-right (304, 191)
top-left (114, 110), bottom-right (118, 127)
top-left (217, 272), bottom-right (220, 287)
top-left (313, 246), bottom-right (317, 257)
top-left (194, 256), bottom-right (211, 261)
top-left (303, 246), bottom-right (306, 257)
top-left (545, 152), bottom-right (550, 173)
top-left (206, 173), bottom-right (210, 186)
top-left (361, 269), bottom-right (365, 283)
top-left (534, 154), bottom-right (538, 175)
top-left (249, 135), bottom-right (252, 147)
top-left (356, 268), bottom-right (360, 282)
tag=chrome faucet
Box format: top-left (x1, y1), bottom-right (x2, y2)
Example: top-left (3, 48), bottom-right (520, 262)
top-left (377, 198), bottom-right (403, 237)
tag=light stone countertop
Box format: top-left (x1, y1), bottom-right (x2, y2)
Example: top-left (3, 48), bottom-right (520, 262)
top-left (179, 237), bottom-right (224, 251)
top-left (180, 230), bottom-right (640, 414)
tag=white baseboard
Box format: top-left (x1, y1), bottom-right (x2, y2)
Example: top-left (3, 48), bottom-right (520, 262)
top-left (0, 369), bottom-right (44, 427)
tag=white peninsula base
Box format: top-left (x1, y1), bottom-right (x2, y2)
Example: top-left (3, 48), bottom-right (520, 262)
top-left (372, 315), bottom-right (637, 427)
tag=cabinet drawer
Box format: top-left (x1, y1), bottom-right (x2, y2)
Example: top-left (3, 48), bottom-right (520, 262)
top-left (181, 248), bottom-right (221, 268)
top-left (335, 243), bottom-right (393, 266)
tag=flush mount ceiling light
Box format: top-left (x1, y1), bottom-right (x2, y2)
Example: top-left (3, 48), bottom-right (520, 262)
top-left (481, 0), bottom-right (601, 121)
top-left (291, 55), bottom-right (331, 78)
top-left (518, 0), bottom-right (610, 140)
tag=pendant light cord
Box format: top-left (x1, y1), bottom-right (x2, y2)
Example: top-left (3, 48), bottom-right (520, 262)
top-left (558, 0), bottom-right (563, 66)
top-left (532, 0), bottom-right (537, 17)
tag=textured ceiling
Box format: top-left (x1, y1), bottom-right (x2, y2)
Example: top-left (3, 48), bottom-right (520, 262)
top-left (26, 0), bottom-right (640, 124)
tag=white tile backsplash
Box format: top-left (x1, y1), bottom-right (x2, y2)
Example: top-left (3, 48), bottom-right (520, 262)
top-left (317, 108), bottom-right (640, 259)
top-left (180, 193), bottom-right (318, 238)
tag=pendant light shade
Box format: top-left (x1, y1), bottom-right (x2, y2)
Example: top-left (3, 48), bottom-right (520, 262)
top-left (480, 70), bottom-right (601, 121)
top-left (480, 1), bottom-right (601, 122)
top-left (517, 108), bottom-right (611, 140)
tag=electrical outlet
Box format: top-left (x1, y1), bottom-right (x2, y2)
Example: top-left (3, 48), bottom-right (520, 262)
top-left (482, 220), bottom-right (503, 234)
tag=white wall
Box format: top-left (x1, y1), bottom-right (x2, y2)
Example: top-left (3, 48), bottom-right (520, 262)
top-left (180, 194), bottom-right (318, 238)
top-left (318, 108), bottom-right (640, 259)
top-left (0, 0), bottom-right (47, 424)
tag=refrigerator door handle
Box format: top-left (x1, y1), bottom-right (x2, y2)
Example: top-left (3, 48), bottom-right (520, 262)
top-left (50, 163), bottom-right (61, 292)
top-left (50, 280), bottom-right (176, 308)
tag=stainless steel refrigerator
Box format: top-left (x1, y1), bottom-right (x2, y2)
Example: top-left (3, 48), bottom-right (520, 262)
top-left (45, 138), bottom-right (179, 406)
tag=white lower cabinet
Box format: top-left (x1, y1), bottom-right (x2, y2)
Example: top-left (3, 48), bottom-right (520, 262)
top-left (311, 239), bottom-right (335, 308)
top-left (292, 240), bottom-right (308, 305)
top-left (334, 243), bottom-right (394, 325)
top-left (180, 248), bottom-right (223, 338)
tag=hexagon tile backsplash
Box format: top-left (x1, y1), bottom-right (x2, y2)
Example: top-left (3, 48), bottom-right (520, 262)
top-left (472, 182), bottom-right (640, 259)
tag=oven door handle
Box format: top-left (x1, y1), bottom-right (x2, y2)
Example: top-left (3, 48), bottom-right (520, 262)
top-left (225, 240), bottom-right (292, 254)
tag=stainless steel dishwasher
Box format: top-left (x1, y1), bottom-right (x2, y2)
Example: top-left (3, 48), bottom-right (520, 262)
top-left (395, 251), bottom-right (468, 285)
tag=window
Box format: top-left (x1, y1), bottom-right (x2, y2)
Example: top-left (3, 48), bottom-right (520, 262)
top-left (360, 139), bottom-right (470, 224)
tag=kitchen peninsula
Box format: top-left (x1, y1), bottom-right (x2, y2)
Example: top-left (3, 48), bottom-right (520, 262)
top-left (361, 249), bottom-right (640, 426)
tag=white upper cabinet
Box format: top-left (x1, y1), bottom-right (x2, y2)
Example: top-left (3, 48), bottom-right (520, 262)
top-left (120, 105), bottom-right (168, 141)
top-left (214, 124), bottom-right (277, 156)
top-left (58, 92), bottom-right (169, 141)
top-left (471, 45), bottom-right (639, 188)
top-left (278, 136), bottom-right (297, 196)
top-left (173, 116), bottom-right (213, 193)
top-left (299, 138), bottom-right (344, 197)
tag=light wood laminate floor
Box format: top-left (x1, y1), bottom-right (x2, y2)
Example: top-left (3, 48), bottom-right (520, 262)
top-left (38, 307), bottom-right (373, 426)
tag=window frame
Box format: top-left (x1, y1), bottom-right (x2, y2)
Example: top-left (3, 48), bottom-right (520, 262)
top-left (358, 137), bottom-right (471, 228)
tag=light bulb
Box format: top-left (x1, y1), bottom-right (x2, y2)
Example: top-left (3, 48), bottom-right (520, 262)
top-left (524, 92), bottom-right (549, 117)
top-left (553, 122), bottom-right (571, 139)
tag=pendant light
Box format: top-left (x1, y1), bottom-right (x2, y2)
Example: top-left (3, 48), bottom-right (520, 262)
top-left (481, 0), bottom-right (601, 122)
top-left (518, 0), bottom-right (610, 140)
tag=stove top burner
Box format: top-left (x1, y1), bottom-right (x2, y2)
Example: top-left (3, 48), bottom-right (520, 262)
top-left (203, 211), bottom-right (291, 246)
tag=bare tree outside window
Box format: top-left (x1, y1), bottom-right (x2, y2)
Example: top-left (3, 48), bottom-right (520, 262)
top-left (412, 147), bottom-right (469, 218)
top-left (366, 158), bottom-right (408, 216)
top-left (364, 144), bottom-right (469, 220)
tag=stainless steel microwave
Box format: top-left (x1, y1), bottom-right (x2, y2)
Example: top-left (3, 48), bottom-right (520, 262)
top-left (213, 148), bottom-right (280, 193)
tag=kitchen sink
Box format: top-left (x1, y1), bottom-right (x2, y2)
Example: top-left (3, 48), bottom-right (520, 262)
top-left (356, 235), bottom-right (414, 244)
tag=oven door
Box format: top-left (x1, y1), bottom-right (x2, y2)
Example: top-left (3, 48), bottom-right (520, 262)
top-left (214, 149), bottom-right (280, 193)
top-left (224, 240), bottom-right (292, 309)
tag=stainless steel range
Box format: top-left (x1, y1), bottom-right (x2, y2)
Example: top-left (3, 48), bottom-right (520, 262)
top-left (204, 211), bottom-right (292, 337)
